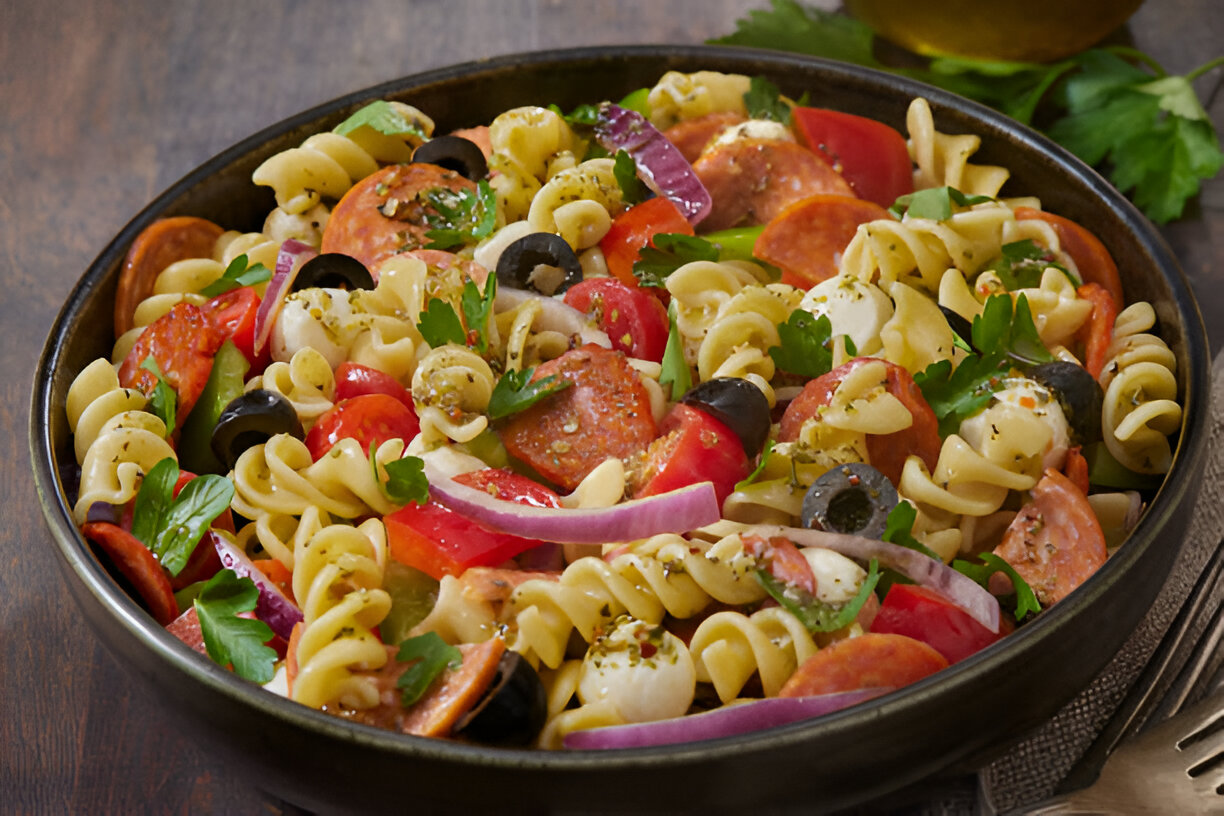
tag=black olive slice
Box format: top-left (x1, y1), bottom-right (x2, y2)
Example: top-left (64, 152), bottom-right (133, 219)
top-left (290, 253), bottom-right (375, 292)
top-left (801, 462), bottom-right (898, 539)
top-left (1030, 361), bottom-right (1104, 443)
top-left (680, 377), bottom-right (772, 457)
top-left (940, 305), bottom-right (975, 351)
top-left (495, 233), bottom-right (583, 295)
top-left (210, 389), bottom-right (304, 471)
top-left (452, 651), bottom-right (547, 746)
top-left (411, 135), bottom-right (489, 182)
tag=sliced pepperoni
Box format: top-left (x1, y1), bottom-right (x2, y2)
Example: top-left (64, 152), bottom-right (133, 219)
top-left (341, 639), bottom-right (506, 737)
top-left (497, 344), bottom-right (656, 491)
top-left (778, 632), bottom-right (949, 696)
top-left (114, 216), bottom-right (225, 338)
top-left (320, 163), bottom-right (477, 272)
top-left (692, 138), bottom-right (855, 232)
top-left (742, 535), bottom-right (817, 595)
top-left (1014, 207), bottom-right (1124, 310)
top-left (778, 358), bottom-right (942, 486)
top-left (662, 111), bottom-right (748, 164)
top-left (117, 301), bottom-right (225, 424)
top-left (993, 468), bottom-right (1107, 606)
top-left (81, 521), bottom-right (179, 625)
top-left (754, 194), bottom-right (891, 290)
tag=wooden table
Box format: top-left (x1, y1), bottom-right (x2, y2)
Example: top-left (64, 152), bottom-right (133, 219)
top-left (4, 1), bottom-right (1221, 812)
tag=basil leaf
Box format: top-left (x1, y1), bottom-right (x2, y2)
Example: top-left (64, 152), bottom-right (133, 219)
top-left (734, 439), bottom-right (775, 491)
top-left (131, 456), bottom-right (179, 548)
top-left (397, 631), bottom-right (463, 707)
top-left (194, 568), bottom-right (277, 683)
top-left (140, 355), bottom-right (177, 435)
top-left (152, 474), bottom-right (235, 576)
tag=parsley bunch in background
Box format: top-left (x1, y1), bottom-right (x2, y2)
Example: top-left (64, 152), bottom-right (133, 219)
top-left (712, 0), bottom-right (1223, 224)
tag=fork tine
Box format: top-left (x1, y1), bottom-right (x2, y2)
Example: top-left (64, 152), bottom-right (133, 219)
top-left (1140, 688), bottom-right (1224, 748)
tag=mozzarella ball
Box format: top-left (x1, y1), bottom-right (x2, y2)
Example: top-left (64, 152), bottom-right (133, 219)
top-left (578, 615), bottom-right (696, 724)
top-left (271, 287), bottom-right (371, 368)
top-left (800, 547), bottom-right (869, 606)
top-left (799, 273), bottom-right (894, 356)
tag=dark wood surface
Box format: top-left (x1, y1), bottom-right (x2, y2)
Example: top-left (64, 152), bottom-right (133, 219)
top-left (3, 1), bottom-right (1221, 813)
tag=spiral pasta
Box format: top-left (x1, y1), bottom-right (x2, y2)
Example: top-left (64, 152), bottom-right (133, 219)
top-left (646, 70), bottom-right (751, 129)
top-left (253, 102), bottom-right (434, 215)
top-left (906, 97), bottom-right (1009, 198)
top-left (291, 515), bottom-right (393, 709)
top-left (488, 106), bottom-right (582, 223)
top-left (1099, 302), bottom-right (1182, 473)
top-left (410, 344), bottom-right (496, 447)
top-left (689, 606), bottom-right (818, 703)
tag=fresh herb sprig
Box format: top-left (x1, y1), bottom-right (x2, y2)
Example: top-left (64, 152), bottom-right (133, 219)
top-left (194, 568), bottom-right (278, 683)
top-left (756, 557), bottom-right (882, 633)
top-left (713, 1), bottom-right (1223, 223)
top-left (397, 632), bottom-right (463, 707)
top-left (131, 457), bottom-right (234, 576)
top-left (954, 552), bottom-right (1042, 621)
top-left (488, 366), bottom-right (571, 420)
top-left (768, 310), bottom-right (856, 379)
top-left (424, 181), bottom-right (497, 250)
top-left (914, 293), bottom-right (1052, 436)
top-left (198, 253), bottom-right (272, 298)
top-left (633, 233), bottom-right (720, 288)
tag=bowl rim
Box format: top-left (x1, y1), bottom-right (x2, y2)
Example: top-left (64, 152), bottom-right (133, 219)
top-left (29, 41), bottom-right (1213, 779)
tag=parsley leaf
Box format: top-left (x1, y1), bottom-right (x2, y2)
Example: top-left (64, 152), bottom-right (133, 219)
top-left (633, 233), bottom-right (720, 288)
top-left (397, 631), bottom-right (463, 707)
top-left (488, 367), bottom-right (571, 420)
top-left (989, 239), bottom-right (1075, 290)
top-left (613, 149), bottom-right (649, 205)
top-left (194, 568), bottom-right (277, 683)
top-left (953, 552), bottom-right (1042, 621)
top-left (370, 443), bottom-right (430, 505)
top-left (131, 457), bottom-right (234, 577)
top-left (198, 254), bottom-right (272, 298)
top-left (768, 310), bottom-right (855, 379)
top-left (713, 6), bottom-right (1224, 224)
top-left (889, 187), bottom-right (995, 220)
top-left (416, 298), bottom-right (467, 348)
top-left (915, 293), bottom-right (1052, 436)
top-left (140, 356), bottom-right (177, 436)
top-left (712, 0), bottom-right (882, 68)
top-left (461, 274), bottom-right (496, 354)
top-left (756, 557), bottom-right (881, 633)
top-left (744, 75), bottom-right (792, 124)
top-left (334, 100), bottom-right (427, 140)
top-left (424, 180), bottom-right (497, 250)
top-left (658, 302), bottom-right (692, 401)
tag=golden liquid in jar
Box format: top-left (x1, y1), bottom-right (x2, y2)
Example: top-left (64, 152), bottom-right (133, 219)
top-left (845, 0), bottom-right (1146, 63)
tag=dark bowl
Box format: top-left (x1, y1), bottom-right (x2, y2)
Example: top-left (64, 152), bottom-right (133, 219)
top-left (30, 45), bottom-right (1211, 813)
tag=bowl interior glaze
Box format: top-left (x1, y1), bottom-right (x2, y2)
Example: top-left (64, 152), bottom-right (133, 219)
top-left (30, 45), bottom-right (1210, 814)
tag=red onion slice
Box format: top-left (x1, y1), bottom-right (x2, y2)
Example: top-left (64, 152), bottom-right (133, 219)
top-left (564, 688), bottom-right (891, 749)
top-left (594, 103), bottom-right (712, 226)
top-left (210, 531), bottom-right (303, 640)
top-left (736, 524), bottom-right (1002, 633)
top-left (253, 238), bottom-right (316, 355)
top-left (422, 463), bottom-right (721, 544)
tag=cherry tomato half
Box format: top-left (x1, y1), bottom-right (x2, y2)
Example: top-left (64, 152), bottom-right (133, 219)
top-left (598, 196), bottom-right (693, 293)
top-left (304, 393), bottom-right (421, 461)
top-left (334, 361), bottom-right (415, 409)
top-left (634, 403), bottom-right (749, 507)
top-left (563, 277), bottom-right (670, 363)
top-left (790, 107), bottom-right (914, 209)
top-left (202, 285), bottom-right (266, 371)
top-left (869, 583), bottom-right (1006, 664)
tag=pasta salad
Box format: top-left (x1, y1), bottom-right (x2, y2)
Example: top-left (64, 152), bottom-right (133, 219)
top-left (66, 69), bottom-right (1182, 750)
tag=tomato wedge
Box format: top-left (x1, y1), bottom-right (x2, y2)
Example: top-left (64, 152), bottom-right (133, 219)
top-left (993, 468), bottom-right (1107, 606)
top-left (563, 277), bottom-right (670, 363)
top-left (304, 393), bottom-right (421, 461)
top-left (599, 196), bottom-right (694, 292)
top-left (634, 403), bottom-right (749, 506)
top-left (202, 285), bottom-right (266, 371)
top-left (754, 194), bottom-right (891, 290)
top-left (869, 583), bottom-right (1007, 664)
top-left (1014, 207), bottom-right (1124, 310)
top-left (334, 361), bottom-right (415, 409)
top-left (778, 632), bottom-right (949, 696)
top-left (790, 107), bottom-right (914, 208)
top-left (1074, 282), bottom-right (1118, 380)
top-left (384, 469), bottom-right (560, 580)
top-left (778, 358), bottom-right (942, 487)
